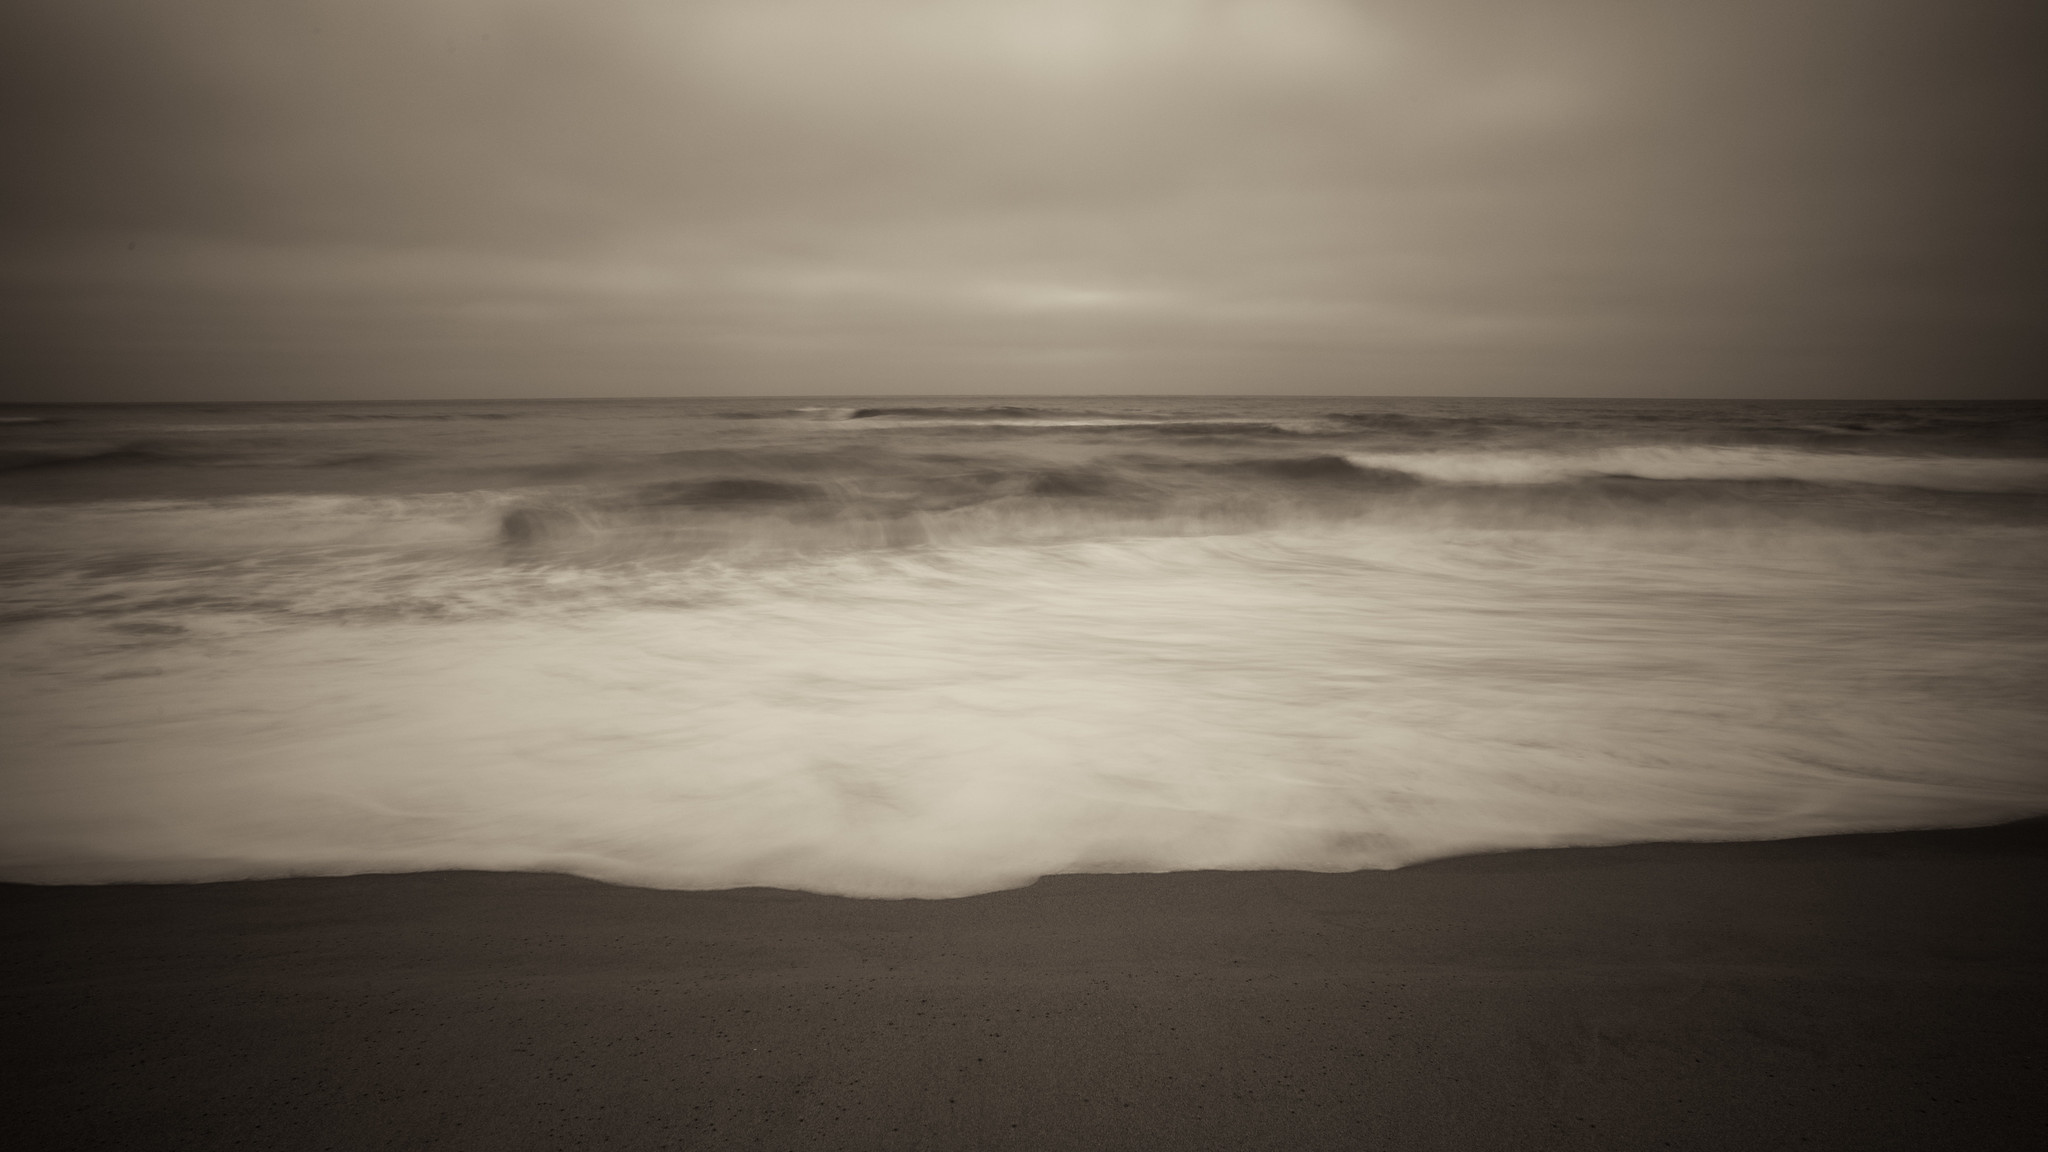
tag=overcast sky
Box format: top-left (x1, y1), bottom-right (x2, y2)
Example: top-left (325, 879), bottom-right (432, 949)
top-left (3, 0), bottom-right (2042, 401)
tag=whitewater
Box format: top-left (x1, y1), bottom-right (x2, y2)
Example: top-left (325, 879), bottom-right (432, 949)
top-left (2, 395), bottom-right (2044, 897)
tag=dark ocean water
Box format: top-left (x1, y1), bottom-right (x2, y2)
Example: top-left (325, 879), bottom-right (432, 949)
top-left (3, 395), bottom-right (2045, 896)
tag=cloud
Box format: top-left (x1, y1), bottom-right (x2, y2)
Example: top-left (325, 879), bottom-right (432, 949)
top-left (2, 0), bottom-right (2042, 399)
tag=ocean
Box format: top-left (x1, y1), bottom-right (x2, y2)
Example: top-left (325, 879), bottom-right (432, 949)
top-left (2, 395), bottom-right (2045, 898)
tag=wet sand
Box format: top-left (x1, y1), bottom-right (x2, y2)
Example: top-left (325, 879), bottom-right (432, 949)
top-left (6, 820), bottom-right (2045, 1151)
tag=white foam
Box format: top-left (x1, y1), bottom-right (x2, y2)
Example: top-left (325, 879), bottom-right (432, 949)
top-left (830, 417), bottom-right (1183, 428)
top-left (4, 527), bottom-right (2043, 897)
top-left (1347, 446), bottom-right (2048, 492)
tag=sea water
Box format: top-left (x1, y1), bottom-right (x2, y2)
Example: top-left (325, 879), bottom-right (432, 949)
top-left (2, 396), bottom-right (2044, 897)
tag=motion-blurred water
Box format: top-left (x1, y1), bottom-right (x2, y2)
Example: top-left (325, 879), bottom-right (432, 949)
top-left (3, 395), bottom-right (2044, 897)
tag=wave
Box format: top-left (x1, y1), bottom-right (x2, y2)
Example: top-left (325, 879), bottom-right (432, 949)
top-left (1318, 406), bottom-right (2048, 451)
top-left (1327, 412), bottom-right (1527, 438)
top-left (0, 445), bottom-right (182, 471)
top-left (0, 441), bottom-right (406, 472)
top-left (4, 523), bottom-right (2043, 896)
top-left (1775, 408), bottom-right (2048, 444)
top-left (1124, 421), bottom-right (1314, 437)
top-left (777, 405), bottom-right (1067, 421)
top-left (493, 465), bottom-right (1161, 551)
top-left (9, 442), bottom-right (2030, 592)
top-left (8, 482), bottom-right (2040, 636)
top-left (773, 407), bottom-right (1338, 435)
top-left (7, 398), bottom-right (2046, 898)
top-left (487, 454), bottom-right (1457, 548)
top-left (850, 405), bottom-right (1053, 420)
top-left (1191, 454), bottom-right (1421, 487)
top-left (322, 411), bottom-right (518, 421)
top-left (1347, 446), bottom-right (2048, 493)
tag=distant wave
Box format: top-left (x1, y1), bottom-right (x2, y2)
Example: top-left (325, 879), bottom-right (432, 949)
top-left (323, 412), bottom-right (518, 421)
top-left (850, 405), bottom-right (1053, 420)
top-left (1322, 408), bottom-right (2048, 450)
top-left (1769, 409), bottom-right (2048, 443)
top-left (496, 464), bottom-right (1156, 547)
top-left (1190, 454), bottom-right (1421, 488)
top-left (0, 441), bottom-right (403, 471)
top-left (778, 405), bottom-right (1066, 421)
top-left (9, 440), bottom-right (2047, 632)
top-left (1327, 412), bottom-right (1524, 438)
top-left (0, 446), bottom-right (177, 471)
top-left (1347, 446), bottom-right (2048, 493)
top-left (803, 411), bottom-right (1335, 435)
top-left (1129, 421), bottom-right (1311, 437)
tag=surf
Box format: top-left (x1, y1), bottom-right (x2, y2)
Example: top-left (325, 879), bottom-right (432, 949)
top-left (4, 396), bottom-right (2045, 898)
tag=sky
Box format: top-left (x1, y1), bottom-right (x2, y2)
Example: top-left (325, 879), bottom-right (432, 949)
top-left (2, 0), bottom-right (2043, 401)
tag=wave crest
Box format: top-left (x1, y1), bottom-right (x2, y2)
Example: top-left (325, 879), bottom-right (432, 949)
top-left (1348, 446), bottom-right (2048, 493)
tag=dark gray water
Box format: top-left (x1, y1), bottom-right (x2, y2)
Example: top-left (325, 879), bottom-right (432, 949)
top-left (3, 396), bottom-right (2045, 896)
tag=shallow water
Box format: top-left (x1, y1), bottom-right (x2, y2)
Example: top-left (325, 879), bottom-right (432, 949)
top-left (3, 396), bottom-right (2045, 897)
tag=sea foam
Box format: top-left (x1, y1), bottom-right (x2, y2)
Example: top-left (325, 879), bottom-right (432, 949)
top-left (1346, 446), bottom-right (2048, 492)
top-left (4, 526), bottom-right (2042, 897)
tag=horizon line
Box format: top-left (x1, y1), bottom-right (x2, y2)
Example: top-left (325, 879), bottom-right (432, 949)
top-left (6, 394), bottom-right (2045, 406)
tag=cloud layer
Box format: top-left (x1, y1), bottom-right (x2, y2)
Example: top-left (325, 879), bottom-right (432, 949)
top-left (3, 0), bottom-right (2042, 399)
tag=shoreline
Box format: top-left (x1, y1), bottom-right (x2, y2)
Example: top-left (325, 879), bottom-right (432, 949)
top-left (7, 819), bottom-right (2045, 1150)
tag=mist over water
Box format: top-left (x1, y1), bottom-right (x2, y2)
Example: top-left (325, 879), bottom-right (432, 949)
top-left (3, 396), bottom-right (2045, 897)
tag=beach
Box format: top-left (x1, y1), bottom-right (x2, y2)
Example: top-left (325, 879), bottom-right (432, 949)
top-left (8, 819), bottom-right (2044, 1151)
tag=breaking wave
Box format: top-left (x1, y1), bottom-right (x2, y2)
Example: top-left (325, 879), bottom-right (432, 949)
top-left (4, 522), bottom-right (2044, 897)
top-left (1349, 446), bottom-right (2048, 493)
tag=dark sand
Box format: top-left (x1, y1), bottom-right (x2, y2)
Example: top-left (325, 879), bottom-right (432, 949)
top-left (6, 821), bottom-right (2046, 1151)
